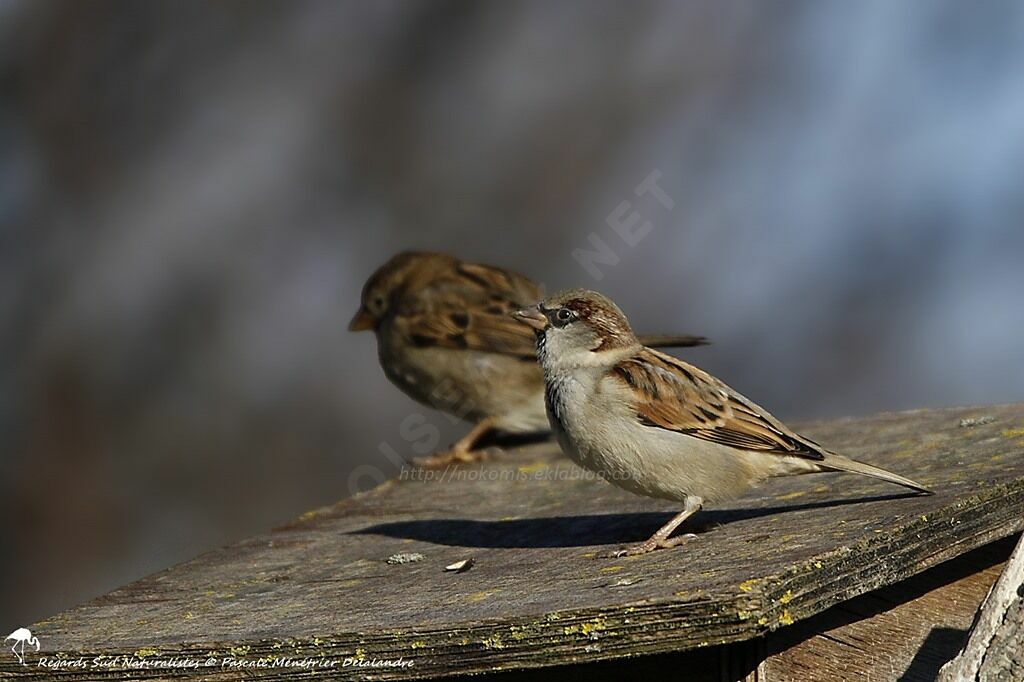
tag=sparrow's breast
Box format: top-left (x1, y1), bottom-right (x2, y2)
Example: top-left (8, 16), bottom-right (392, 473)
top-left (376, 320), bottom-right (547, 431)
top-left (543, 369), bottom-right (607, 465)
top-left (544, 370), bottom-right (764, 504)
top-left (375, 323), bottom-right (435, 404)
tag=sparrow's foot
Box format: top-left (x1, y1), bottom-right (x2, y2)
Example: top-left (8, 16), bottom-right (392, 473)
top-left (604, 533), bottom-right (698, 558)
top-left (412, 447), bottom-right (490, 469)
top-left (413, 418), bottom-right (498, 468)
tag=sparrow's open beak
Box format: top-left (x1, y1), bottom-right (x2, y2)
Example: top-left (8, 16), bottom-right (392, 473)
top-left (512, 306), bottom-right (548, 331)
top-left (348, 307), bottom-right (376, 332)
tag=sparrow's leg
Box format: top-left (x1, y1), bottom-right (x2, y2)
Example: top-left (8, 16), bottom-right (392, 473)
top-left (610, 495), bottom-right (703, 557)
top-left (413, 418), bottom-right (497, 468)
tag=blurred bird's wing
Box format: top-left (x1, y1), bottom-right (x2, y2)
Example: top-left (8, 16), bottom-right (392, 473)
top-left (394, 258), bottom-right (709, 358)
top-left (393, 260), bottom-right (543, 358)
top-left (611, 348), bottom-right (825, 460)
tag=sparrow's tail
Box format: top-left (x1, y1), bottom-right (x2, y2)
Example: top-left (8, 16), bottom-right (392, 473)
top-left (637, 334), bottom-right (709, 348)
top-left (818, 451), bottom-right (932, 495)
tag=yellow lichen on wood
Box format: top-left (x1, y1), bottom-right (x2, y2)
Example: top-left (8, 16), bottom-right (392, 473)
top-left (562, 617), bottom-right (609, 639)
top-left (466, 591), bottom-right (496, 603)
top-left (482, 633), bottom-right (505, 649)
top-left (516, 461), bottom-right (548, 475)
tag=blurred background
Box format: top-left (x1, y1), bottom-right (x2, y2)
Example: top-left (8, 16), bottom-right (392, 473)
top-left (2, 0), bottom-right (1023, 628)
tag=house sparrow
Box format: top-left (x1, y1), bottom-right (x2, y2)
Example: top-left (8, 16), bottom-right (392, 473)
top-left (350, 252), bottom-right (708, 467)
top-left (513, 289), bottom-right (931, 556)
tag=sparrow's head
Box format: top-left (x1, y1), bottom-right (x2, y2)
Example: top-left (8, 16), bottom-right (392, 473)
top-left (350, 251), bottom-right (452, 331)
top-left (513, 289), bottom-right (639, 368)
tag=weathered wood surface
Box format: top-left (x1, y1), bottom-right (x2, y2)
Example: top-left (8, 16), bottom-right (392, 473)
top-left (939, 533), bottom-right (1024, 682)
top-left (763, 535), bottom-right (1016, 681)
top-left (5, 403), bottom-right (1024, 680)
top-left (483, 537), bottom-right (1018, 682)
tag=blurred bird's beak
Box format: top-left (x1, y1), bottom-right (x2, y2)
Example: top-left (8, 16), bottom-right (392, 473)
top-left (513, 307), bottom-right (548, 331)
top-left (349, 307), bottom-right (376, 331)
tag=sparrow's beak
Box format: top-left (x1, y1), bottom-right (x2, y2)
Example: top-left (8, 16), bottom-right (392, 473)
top-left (512, 306), bottom-right (548, 331)
top-left (349, 307), bottom-right (376, 332)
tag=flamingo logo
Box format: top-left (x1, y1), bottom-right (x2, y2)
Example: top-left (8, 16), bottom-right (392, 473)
top-left (5, 628), bottom-right (40, 665)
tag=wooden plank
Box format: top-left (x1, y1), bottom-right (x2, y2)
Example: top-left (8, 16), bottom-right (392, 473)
top-left (763, 535), bottom-right (1016, 681)
top-left (938, 533), bottom-right (1024, 682)
top-left (4, 403), bottom-right (1024, 680)
top-left (481, 538), bottom-right (1017, 682)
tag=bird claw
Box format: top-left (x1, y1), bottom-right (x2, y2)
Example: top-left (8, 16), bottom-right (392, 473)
top-left (602, 533), bottom-right (698, 558)
top-left (412, 448), bottom-right (489, 469)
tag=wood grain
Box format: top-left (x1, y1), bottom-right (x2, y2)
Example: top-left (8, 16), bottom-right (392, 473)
top-left (4, 403), bottom-right (1024, 680)
top-left (764, 535), bottom-right (1015, 681)
top-left (939, 534), bottom-right (1024, 682)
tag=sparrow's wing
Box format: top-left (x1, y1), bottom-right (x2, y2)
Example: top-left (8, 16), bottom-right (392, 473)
top-left (394, 261), bottom-right (542, 358)
top-left (612, 348), bottom-right (825, 460)
top-left (453, 261), bottom-right (543, 305)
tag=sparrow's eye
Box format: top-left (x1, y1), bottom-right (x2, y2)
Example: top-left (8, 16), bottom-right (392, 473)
top-left (367, 293), bottom-right (387, 315)
top-left (555, 308), bottom-right (575, 324)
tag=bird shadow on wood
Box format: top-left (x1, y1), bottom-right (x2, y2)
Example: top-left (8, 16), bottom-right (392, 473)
top-left (353, 492), bottom-right (920, 548)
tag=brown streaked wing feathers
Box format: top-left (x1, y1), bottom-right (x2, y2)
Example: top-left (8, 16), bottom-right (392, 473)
top-left (613, 348), bottom-right (825, 460)
top-left (395, 261), bottom-right (542, 358)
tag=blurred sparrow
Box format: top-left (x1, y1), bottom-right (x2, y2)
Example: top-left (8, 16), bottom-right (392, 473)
top-left (351, 252), bottom-right (708, 467)
top-left (513, 289), bottom-right (931, 556)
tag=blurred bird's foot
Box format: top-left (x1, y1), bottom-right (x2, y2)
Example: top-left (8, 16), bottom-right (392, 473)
top-left (413, 418), bottom-right (497, 468)
top-left (413, 447), bottom-right (490, 468)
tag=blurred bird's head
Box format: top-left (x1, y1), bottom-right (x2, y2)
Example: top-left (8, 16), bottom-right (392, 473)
top-left (349, 251), bottom-right (454, 331)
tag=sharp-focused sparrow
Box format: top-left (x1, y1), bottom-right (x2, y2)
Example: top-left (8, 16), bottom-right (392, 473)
top-left (513, 289), bottom-right (931, 556)
top-left (351, 253), bottom-right (708, 466)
